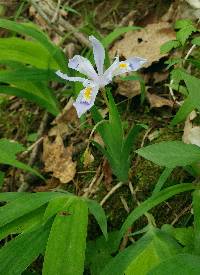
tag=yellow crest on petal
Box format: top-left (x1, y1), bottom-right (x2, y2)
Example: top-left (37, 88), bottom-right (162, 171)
top-left (119, 63), bottom-right (128, 69)
top-left (84, 87), bottom-right (92, 101)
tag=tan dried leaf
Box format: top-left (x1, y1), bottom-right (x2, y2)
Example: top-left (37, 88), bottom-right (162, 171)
top-left (43, 135), bottom-right (76, 184)
top-left (147, 92), bottom-right (173, 108)
top-left (110, 22), bottom-right (176, 67)
top-left (115, 77), bottom-right (141, 98)
top-left (182, 111), bottom-right (200, 146)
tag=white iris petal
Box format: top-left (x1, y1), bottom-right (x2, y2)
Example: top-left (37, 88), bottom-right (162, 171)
top-left (68, 55), bottom-right (98, 80)
top-left (56, 36), bottom-right (147, 117)
top-left (89, 35), bottom-right (105, 75)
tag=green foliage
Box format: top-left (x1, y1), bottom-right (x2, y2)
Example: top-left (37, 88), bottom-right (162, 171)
top-left (0, 19), bottom-right (66, 115)
top-left (91, 91), bottom-right (145, 181)
top-left (43, 198), bottom-right (88, 275)
top-left (148, 254), bottom-right (200, 275)
top-left (175, 19), bottom-right (197, 45)
top-left (119, 183), bottom-right (196, 242)
top-left (160, 40), bottom-right (180, 54)
top-left (0, 138), bottom-right (42, 178)
top-left (136, 141), bottom-right (200, 168)
top-left (0, 192), bottom-right (107, 274)
top-left (101, 228), bottom-right (181, 275)
top-left (171, 69), bottom-right (200, 125)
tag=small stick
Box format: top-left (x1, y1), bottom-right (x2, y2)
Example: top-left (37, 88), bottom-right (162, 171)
top-left (100, 181), bottom-right (124, 206)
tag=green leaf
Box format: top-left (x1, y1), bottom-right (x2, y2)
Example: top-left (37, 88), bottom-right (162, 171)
top-left (193, 190), bottom-right (200, 254)
top-left (175, 19), bottom-right (196, 45)
top-left (148, 254), bottom-right (200, 275)
top-left (152, 168), bottom-right (173, 195)
top-left (136, 141), bottom-right (200, 168)
top-left (160, 40), bottom-right (180, 54)
top-left (102, 26), bottom-right (142, 48)
top-left (0, 222), bottom-right (51, 275)
top-left (119, 183), bottom-right (196, 242)
top-left (0, 205), bottom-right (46, 240)
top-left (125, 229), bottom-right (181, 275)
top-left (0, 68), bottom-right (59, 82)
top-left (0, 38), bottom-right (58, 69)
top-left (101, 229), bottom-right (181, 275)
top-left (0, 192), bottom-right (66, 228)
top-left (0, 138), bottom-right (42, 178)
top-left (86, 232), bottom-right (119, 275)
top-left (86, 199), bottom-right (108, 239)
top-left (171, 70), bottom-right (200, 125)
top-left (43, 198), bottom-right (88, 275)
top-left (161, 224), bottom-right (194, 248)
top-left (0, 19), bottom-right (66, 71)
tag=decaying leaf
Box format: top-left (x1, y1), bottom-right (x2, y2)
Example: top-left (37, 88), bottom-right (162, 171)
top-left (110, 22), bottom-right (176, 67)
top-left (83, 148), bottom-right (94, 168)
top-left (182, 111), bottom-right (200, 146)
top-left (43, 135), bottom-right (76, 184)
top-left (147, 92), bottom-right (173, 108)
top-left (115, 77), bottom-right (141, 98)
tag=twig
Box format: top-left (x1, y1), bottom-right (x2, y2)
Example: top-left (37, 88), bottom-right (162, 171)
top-left (51, 0), bottom-right (61, 23)
top-left (100, 181), bottom-right (124, 206)
top-left (29, 0), bottom-right (90, 48)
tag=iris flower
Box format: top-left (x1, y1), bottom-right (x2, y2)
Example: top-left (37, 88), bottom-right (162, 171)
top-left (56, 36), bottom-right (147, 117)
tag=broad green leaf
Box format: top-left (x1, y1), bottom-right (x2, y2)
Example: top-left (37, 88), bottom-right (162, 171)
top-left (119, 183), bottom-right (196, 242)
top-left (0, 205), bottom-right (46, 240)
top-left (0, 19), bottom-right (66, 71)
top-left (136, 141), bottom-right (200, 168)
top-left (175, 19), bottom-right (196, 45)
top-left (125, 229), bottom-right (181, 275)
top-left (101, 229), bottom-right (181, 275)
top-left (161, 224), bottom-right (194, 248)
top-left (0, 222), bottom-right (51, 275)
top-left (160, 40), bottom-right (180, 54)
top-left (0, 192), bottom-right (66, 227)
top-left (148, 254), bottom-right (200, 275)
top-left (0, 38), bottom-right (58, 69)
top-left (43, 198), bottom-right (88, 275)
top-left (102, 26), bottom-right (142, 48)
top-left (86, 232), bottom-right (120, 275)
top-left (0, 138), bottom-right (42, 178)
top-left (0, 68), bottom-right (59, 82)
top-left (193, 190), bottom-right (200, 254)
top-left (43, 196), bottom-right (73, 223)
top-left (171, 70), bottom-right (200, 125)
top-left (86, 199), bottom-right (108, 239)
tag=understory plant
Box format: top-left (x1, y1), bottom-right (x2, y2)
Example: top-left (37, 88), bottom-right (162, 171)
top-left (1, 18), bottom-right (200, 275)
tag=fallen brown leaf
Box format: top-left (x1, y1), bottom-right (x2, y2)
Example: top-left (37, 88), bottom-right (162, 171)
top-left (182, 111), bottom-right (200, 146)
top-left (115, 77), bottom-right (141, 98)
top-left (110, 22), bottom-right (176, 67)
top-left (43, 135), bottom-right (76, 184)
top-left (147, 92), bottom-right (173, 108)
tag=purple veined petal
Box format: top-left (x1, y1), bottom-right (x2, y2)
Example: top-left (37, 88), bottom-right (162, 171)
top-left (68, 55), bottom-right (98, 80)
top-left (56, 70), bottom-right (87, 83)
top-left (73, 85), bottom-right (99, 118)
top-left (112, 57), bottom-right (147, 76)
top-left (89, 36), bottom-right (105, 75)
top-left (102, 56), bottom-right (120, 85)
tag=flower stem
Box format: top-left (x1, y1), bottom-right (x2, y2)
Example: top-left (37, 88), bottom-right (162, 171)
top-left (101, 88), bottom-right (109, 107)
